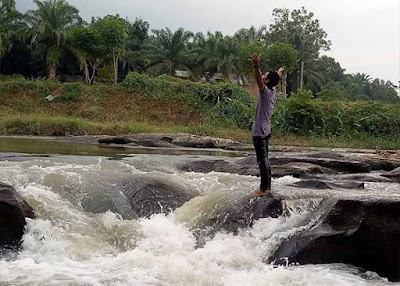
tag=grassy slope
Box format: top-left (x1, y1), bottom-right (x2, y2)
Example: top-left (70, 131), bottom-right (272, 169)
top-left (0, 78), bottom-right (399, 149)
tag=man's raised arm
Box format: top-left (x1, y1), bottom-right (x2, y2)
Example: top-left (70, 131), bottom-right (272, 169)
top-left (250, 54), bottom-right (264, 92)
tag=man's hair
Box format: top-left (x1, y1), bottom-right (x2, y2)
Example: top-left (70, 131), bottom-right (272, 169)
top-left (267, 71), bottom-right (280, 88)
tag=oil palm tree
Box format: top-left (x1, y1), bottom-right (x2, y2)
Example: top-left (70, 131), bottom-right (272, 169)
top-left (24, 0), bottom-right (82, 79)
top-left (201, 32), bottom-right (241, 79)
top-left (145, 28), bottom-right (196, 76)
top-left (0, 0), bottom-right (24, 74)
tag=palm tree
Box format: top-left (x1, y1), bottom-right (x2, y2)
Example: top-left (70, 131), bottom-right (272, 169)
top-left (0, 0), bottom-right (24, 74)
top-left (342, 73), bottom-right (372, 100)
top-left (200, 32), bottom-right (241, 79)
top-left (24, 0), bottom-right (82, 79)
top-left (145, 28), bottom-right (196, 76)
top-left (234, 25), bottom-right (267, 43)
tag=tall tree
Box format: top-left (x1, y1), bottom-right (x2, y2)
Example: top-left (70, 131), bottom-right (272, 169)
top-left (145, 28), bottom-right (195, 76)
top-left (234, 25), bottom-right (267, 43)
top-left (68, 26), bottom-right (105, 84)
top-left (123, 18), bottom-right (150, 74)
top-left (265, 42), bottom-right (298, 97)
top-left (267, 7), bottom-right (331, 90)
top-left (93, 16), bottom-right (128, 85)
top-left (24, 0), bottom-right (82, 79)
top-left (199, 32), bottom-right (241, 79)
top-left (306, 55), bottom-right (345, 94)
top-left (0, 0), bottom-right (24, 74)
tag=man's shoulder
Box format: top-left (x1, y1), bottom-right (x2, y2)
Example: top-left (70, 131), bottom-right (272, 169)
top-left (261, 87), bottom-right (275, 96)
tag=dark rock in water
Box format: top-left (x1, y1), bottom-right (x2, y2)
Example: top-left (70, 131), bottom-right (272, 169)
top-left (193, 196), bottom-right (283, 244)
top-left (176, 159), bottom-right (259, 176)
top-left (172, 134), bottom-right (244, 149)
top-left (135, 140), bottom-right (178, 148)
top-left (99, 136), bottom-right (134, 145)
top-left (0, 182), bottom-right (35, 250)
top-left (273, 162), bottom-right (338, 178)
top-left (310, 173), bottom-right (394, 183)
top-left (217, 197), bottom-right (283, 234)
top-left (238, 155), bottom-right (371, 173)
top-left (172, 134), bottom-right (219, 148)
top-left (122, 176), bottom-right (198, 218)
top-left (290, 180), bottom-right (364, 189)
top-left (177, 159), bottom-right (337, 178)
top-left (382, 167), bottom-right (400, 182)
top-left (177, 159), bottom-right (224, 174)
top-left (271, 199), bottom-right (400, 282)
top-left (304, 152), bottom-right (347, 160)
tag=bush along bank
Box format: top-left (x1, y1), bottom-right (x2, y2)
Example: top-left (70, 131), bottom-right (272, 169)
top-left (123, 73), bottom-right (400, 139)
top-left (122, 72), bottom-right (256, 129)
top-left (1, 74), bottom-right (400, 146)
top-left (272, 98), bottom-right (400, 137)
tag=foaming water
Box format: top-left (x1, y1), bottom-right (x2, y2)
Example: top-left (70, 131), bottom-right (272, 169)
top-left (0, 154), bottom-right (395, 285)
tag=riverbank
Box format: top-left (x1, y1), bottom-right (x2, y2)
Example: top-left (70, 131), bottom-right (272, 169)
top-left (1, 115), bottom-right (399, 150)
top-left (1, 75), bottom-right (399, 150)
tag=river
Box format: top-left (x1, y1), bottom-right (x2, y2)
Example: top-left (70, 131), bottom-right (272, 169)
top-left (0, 138), bottom-right (397, 286)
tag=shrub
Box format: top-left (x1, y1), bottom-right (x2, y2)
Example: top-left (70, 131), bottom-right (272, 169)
top-left (59, 82), bottom-right (84, 102)
top-left (122, 72), bottom-right (256, 128)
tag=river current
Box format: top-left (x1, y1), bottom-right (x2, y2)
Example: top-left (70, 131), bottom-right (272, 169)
top-left (0, 152), bottom-right (397, 286)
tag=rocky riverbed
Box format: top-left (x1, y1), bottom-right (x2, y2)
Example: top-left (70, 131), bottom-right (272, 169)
top-left (0, 134), bottom-right (399, 285)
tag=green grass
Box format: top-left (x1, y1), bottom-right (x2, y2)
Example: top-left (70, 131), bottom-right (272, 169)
top-left (0, 114), bottom-right (399, 150)
top-left (1, 75), bottom-right (400, 150)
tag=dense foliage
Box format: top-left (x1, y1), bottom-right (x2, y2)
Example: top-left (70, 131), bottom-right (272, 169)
top-left (123, 72), bottom-right (255, 128)
top-left (273, 97), bottom-right (400, 137)
top-left (1, 74), bottom-right (399, 141)
top-left (0, 0), bottom-right (397, 104)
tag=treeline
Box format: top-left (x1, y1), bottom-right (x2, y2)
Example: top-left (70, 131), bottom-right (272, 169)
top-left (1, 0), bottom-right (399, 103)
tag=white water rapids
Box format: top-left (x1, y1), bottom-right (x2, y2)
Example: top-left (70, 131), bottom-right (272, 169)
top-left (0, 154), bottom-right (396, 286)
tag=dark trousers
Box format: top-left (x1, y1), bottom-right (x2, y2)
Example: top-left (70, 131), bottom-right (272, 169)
top-left (252, 135), bottom-right (271, 191)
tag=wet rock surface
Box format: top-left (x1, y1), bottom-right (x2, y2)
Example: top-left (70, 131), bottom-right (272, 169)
top-left (98, 134), bottom-right (248, 151)
top-left (121, 176), bottom-right (198, 218)
top-left (0, 182), bottom-right (35, 251)
top-left (290, 179), bottom-right (365, 190)
top-left (382, 167), bottom-right (400, 181)
top-left (271, 199), bottom-right (400, 282)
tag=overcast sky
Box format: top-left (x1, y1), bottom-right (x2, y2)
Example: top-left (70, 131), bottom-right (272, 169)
top-left (16, 0), bottom-right (400, 84)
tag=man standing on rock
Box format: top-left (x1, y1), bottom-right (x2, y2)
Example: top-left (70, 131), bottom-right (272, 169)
top-left (250, 53), bottom-right (284, 197)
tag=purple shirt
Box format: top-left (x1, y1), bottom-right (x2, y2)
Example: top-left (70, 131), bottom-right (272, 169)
top-left (252, 87), bottom-right (276, 137)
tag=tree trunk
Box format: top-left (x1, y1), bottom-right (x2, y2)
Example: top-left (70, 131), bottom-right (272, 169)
top-left (299, 60), bottom-right (304, 90)
top-left (0, 57), bottom-right (2, 75)
top-left (48, 65), bottom-right (56, 81)
top-left (89, 62), bottom-right (98, 84)
top-left (84, 61), bottom-right (90, 84)
top-left (282, 72), bottom-right (287, 98)
top-left (113, 53), bottom-right (118, 86)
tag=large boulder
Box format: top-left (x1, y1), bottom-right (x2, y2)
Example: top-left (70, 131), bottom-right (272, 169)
top-left (272, 162), bottom-right (338, 178)
top-left (177, 159), bottom-right (259, 176)
top-left (0, 182), bottom-right (35, 250)
top-left (382, 167), bottom-right (400, 182)
top-left (215, 196), bottom-right (283, 233)
top-left (177, 159), bottom-right (337, 178)
top-left (271, 199), bottom-right (400, 282)
top-left (237, 155), bottom-right (372, 173)
top-left (121, 176), bottom-right (198, 218)
top-left (290, 179), bottom-right (364, 189)
top-left (309, 173), bottom-right (394, 183)
top-left (172, 134), bottom-right (244, 149)
top-left (175, 194), bottom-right (282, 244)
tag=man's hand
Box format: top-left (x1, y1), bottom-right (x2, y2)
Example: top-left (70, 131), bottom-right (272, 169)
top-left (277, 66), bottom-right (285, 77)
top-left (250, 54), bottom-right (261, 68)
top-left (250, 54), bottom-right (264, 92)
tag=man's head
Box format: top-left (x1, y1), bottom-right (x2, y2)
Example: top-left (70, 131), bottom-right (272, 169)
top-left (262, 71), bottom-right (280, 89)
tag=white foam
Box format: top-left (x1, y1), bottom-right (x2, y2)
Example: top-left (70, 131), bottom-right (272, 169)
top-left (0, 156), bottom-right (393, 285)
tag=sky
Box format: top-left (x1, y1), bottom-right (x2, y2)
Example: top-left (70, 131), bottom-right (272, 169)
top-left (16, 0), bottom-right (400, 85)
